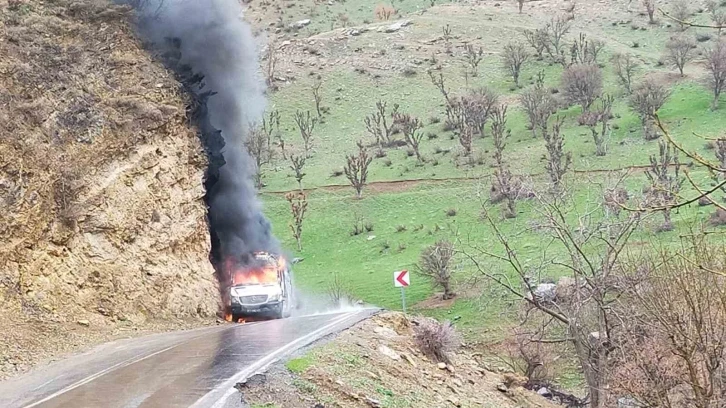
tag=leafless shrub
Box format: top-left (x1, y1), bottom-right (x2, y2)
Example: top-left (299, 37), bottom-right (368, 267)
top-left (523, 28), bottom-right (549, 59)
top-left (344, 141), bottom-right (373, 199)
top-left (711, 10), bottom-right (726, 36)
top-left (643, 0), bottom-right (657, 24)
top-left (264, 110), bottom-right (284, 160)
top-left (413, 318), bottom-right (461, 364)
top-left (517, 0), bottom-right (525, 13)
top-left (710, 208), bottom-right (726, 225)
top-left (429, 68), bottom-right (452, 107)
top-left (612, 53), bottom-right (638, 94)
top-left (603, 187), bottom-right (629, 217)
top-left (501, 328), bottom-right (559, 383)
top-left (265, 39), bottom-right (279, 91)
top-left (365, 100), bottom-right (395, 151)
top-left (245, 124), bottom-right (273, 189)
top-left (503, 41), bottom-right (530, 88)
top-left (630, 79), bottom-right (670, 140)
top-left (664, 35), bottom-right (696, 76)
top-left (289, 154), bottom-right (306, 191)
top-left (671, 0), bottom-right (692, 30)
top-left (417, 240), bottom-right (456, 299)
top-left (374, 4), bottom-right (395, 21)
top-left (285, 191), bottom-right (307, 251)
top-left (464, 44), bottom-right (484, 76)
top-left (543, 15), bottom-right (572, 65)
top-left (393, 110), bottom-right (425, 163)
top-left (312, 79), bottom-right (323, 118)
top-left (294, 110), bottom-right (317, 157)
top-left (328, 271), bottom-right (351, 305)
top-left (442, 24), bottom-right (453, 54)
top-left (705, 40), bottom-right (726, 110)
top-left (561, 63), bottom-right (603, 112)
top-left (578, 94), bottom-right (613, 156)
top-left (614, 237), bottom-right (726, 408)
top-left (460, 87), bottom-right (499, 137)
top-left (542, 117), bottom-right (572, 192)
top-left (645, 140), bottom-right (683, 232)
top-left (570, 33), bottom-right (605, 65)
top-left (521, 71), bottom-right (557, 139)
top-left (491, 105), bottom-right (521, 218)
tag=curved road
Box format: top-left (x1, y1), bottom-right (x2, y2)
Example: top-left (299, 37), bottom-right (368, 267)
top-left (0, 309), bottom-right (376, 408)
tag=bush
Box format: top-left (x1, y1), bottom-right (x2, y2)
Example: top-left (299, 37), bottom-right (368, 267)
top-left (413, 318), bottom-right (461, 364)
top-left (445, 208), bottom-right (457, 217)
top-left (709, 208), bottom-right (726, 226)
top-left (395, 224), bottom-right (407, 232)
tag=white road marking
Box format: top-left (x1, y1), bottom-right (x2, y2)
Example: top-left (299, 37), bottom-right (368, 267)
top-left (22, 345), bottom-right (179, 408)
top-left (191, 311), bottom-right (361, 408)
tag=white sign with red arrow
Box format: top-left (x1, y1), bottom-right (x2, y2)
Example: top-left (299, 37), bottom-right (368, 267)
top-left (394, 270), bottom-right (410, 287)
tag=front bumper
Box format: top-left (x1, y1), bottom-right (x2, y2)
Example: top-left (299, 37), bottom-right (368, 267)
top-left (230, 300), bottom-right (282, 314)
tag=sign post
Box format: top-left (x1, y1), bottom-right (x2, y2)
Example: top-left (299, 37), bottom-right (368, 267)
top-left (394, 270), bottom-right (410, 312)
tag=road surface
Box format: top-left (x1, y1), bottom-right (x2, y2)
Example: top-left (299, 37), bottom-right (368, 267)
top-left (0, 309), bottom-right (376, 408)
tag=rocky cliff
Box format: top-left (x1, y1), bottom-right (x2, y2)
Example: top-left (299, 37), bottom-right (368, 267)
top-left (0, 0), bottom-right (218, 377)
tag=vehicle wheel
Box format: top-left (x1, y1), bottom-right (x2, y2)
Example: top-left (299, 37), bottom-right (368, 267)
top-left (282, 301), bottom-right (292, 318)
top-left (273, 303), bottom-right (285, 319)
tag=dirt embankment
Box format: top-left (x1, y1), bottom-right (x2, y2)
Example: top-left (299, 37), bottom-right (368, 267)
top-left (240, 312), bottom-right (559, 408)
top-left (0, 0), bottom-right (218, 379)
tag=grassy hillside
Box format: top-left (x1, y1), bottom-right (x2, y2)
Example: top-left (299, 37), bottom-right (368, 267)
top-left (244, 0), bottom-right (726, 357)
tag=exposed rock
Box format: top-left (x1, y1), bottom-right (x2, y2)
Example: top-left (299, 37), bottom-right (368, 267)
top-left (76, 319), bottom-right (90, 327)
top-left (373, 326), bottom-right (399, 338)
top-left (378, 345), bottom-right (401, 360)
top-left (384, 20), bottom-right (412, 33)
top-left (289, 19), bottom-right (311, 29)
top-left (497, 383), bottom-right (509, 393)
top-left (438, 362), bottom-right (447, 370)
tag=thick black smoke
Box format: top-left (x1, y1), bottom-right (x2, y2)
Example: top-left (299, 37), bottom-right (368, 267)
top-left (127, 0), bottom-right (279, 267)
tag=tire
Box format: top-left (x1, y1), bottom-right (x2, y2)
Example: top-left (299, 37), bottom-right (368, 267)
top-left (273, 303), bottom-right (285, 319)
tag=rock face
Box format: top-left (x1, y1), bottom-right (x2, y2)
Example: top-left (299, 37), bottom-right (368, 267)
top-left (0, 1), bottom-right (218, 323)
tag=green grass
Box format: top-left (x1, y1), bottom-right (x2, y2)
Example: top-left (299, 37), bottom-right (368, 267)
top-left (285, 355), bottom-right (315, 374)
top-left (257, 0), bottom-right (726, 382)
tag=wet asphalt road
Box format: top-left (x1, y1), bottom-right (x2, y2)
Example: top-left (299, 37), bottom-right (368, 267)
top-left (0, 309), bottom-right (376, 408)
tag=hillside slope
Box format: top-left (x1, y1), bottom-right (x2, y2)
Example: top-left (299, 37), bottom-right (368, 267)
top-left (0, 0), bottom-right (218, 378)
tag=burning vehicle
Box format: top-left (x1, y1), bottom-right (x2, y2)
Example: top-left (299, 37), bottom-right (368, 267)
top-left (226, 252), bottom-right (294, 321)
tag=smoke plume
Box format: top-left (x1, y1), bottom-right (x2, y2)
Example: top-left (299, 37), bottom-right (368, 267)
top-left (126, 0), bottom-right (279, 301)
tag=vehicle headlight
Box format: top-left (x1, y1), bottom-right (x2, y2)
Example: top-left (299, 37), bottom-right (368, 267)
top-left (268, 294), bottom-right (281, 302)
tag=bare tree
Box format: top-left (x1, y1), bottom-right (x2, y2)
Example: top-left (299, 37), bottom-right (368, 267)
top-left (579, 94), bottom-right (613, 156)
top-left (464, 44), bottom-right (484, 76)
top-left (614, 236), bottom-right (726, 408)
top-left (664, 35), bottom-right (696, 76)
top-left (344, 141), bottom-right (373, 198)
top-left (502, 41), bottom-right (530, 88)
top-left (429, 68), bottom-right (452, 107)
top-left (285, 191), bottom-right (308, 251)
top-left (711, 10), bottom-right (726, 36)
top-left (671, 0), bottom-right (691, 30)
top-left (364, 100), bottom-right (395, 150)
top-left (289, 154), bottom-right (306, 191)
top-left (612, 52), bottom-right (638, 94)
top-left (570, 33), bottom-right (605, 65)
top-left (245, 124), bottom-right (272, 189)
top-left (312, 79), bottom-right (323, 118)
top-left (263, 110), bottom-right (285, 160)
top-left (543, 15), bottom-right (572, 65)
top-left (520, 71), bottom-right (557, 138)
top-left (523, 28), bottom-right (548, 59)
top-left (642, 0), bottom-right (656, 24)
top-left (393, 111), bottom-right (425, 163)
top-left (491, 105), bottom-right (520, 218)
top-left (645, 140), bottom-right (683, 232)
top-left (417, 240), bottom-right (456, 300)
top-left (442, 24), bottom-right (453, 54)
top-left (561, 63), bottom-right (603, 112)
top-left (460, 87), bottom-right (499, 137)
top-left (516, 0), bottom-right (525, 13)
top-left (294, 110), bottom-right (317, 157)
top-left (630, 79), bottom-right (670, 140)
top-left (327, 271), bottom-right (351, 305)
top-left (542, 117), bottom-right (571, 192)
top-left (265, 38), bottom-right (279, 91)
top-left (705, 40), bottom-right (726, 110)
top-left (469, 194), bottom-right (642, 408)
